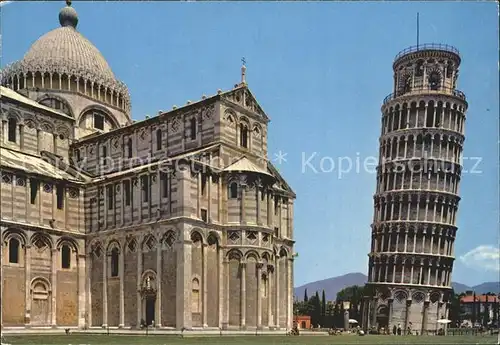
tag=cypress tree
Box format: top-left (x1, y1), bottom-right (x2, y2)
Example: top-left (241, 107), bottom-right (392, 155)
top-left (315, 291), bottom-right (321, 326)
top-left (472, 292), bottom-right (477, 324)
top-left (304, 288), bottom-right (309, 302)
top-left (333, 302), bottom-right (340, 328)
top-left (483, 295), bottom-right (490, 326)
top-left (321, 290), bottom-right (327, 326)
top-left (493, 297), bottom-right (499, 325)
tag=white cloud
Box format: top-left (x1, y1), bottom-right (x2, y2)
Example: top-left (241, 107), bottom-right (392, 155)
top-left (0, 1), bottom-right (12, 7)
top-left (460, 245), bottom-right (500, 271)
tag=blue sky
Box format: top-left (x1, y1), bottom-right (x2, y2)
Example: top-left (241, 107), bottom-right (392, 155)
top-left (2, 1), bottom-right (498, 287)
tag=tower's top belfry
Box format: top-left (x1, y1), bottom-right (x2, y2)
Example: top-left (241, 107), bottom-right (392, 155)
top-left (384, 43), bottom-right (466, 107)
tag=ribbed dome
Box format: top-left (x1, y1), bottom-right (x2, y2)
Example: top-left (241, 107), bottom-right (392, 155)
top-left (0, 2), bottom-right (130, 110)
top-left (22, 26), bottom-right (116, 82)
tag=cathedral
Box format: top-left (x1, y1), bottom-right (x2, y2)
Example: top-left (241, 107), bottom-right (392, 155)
top-left (0, 1), bottom-right (295, 330)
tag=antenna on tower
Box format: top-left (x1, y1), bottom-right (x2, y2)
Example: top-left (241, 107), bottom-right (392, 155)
top-left (416, 12), bottom-right (420, 49)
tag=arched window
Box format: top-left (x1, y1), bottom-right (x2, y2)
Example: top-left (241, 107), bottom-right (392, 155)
top-left (428, 72), bottom-right (441, 91)
top-left (156, 128), bottom-right (162, 150)
top-left (39, 98), bottom-right (71, 116)
top-left (102, 145), bottom-right (108, 166)
top-left (190, 117), bottom-right (197, 140)
top-left (240, 124), bottom-right (248, 148)
top-left (93, 113), bottom-right (104, 130)
top-left (127, 138), bottom-right (133, 158)
top-left (9, 238), bottom-right (20, 263)
top-left (415, 60), bottom-right (424, 77)
top-left (110, 247), bottom-right (119, 277)
top-left (228, 182), bottom-right (238, 199)
top-left (192, 278), bottom-right (200, 313)
top-left (402, 76), bottom-right (412, 94)
top-left (61, 244), bottom-right (71, 269)
top-left (8, 118), bottom-right (17, 143)
top-left (262, 275), bottom-right (268, 297)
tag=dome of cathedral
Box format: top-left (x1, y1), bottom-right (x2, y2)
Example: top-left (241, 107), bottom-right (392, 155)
top-left (21, 26), bottom-right (117, 83)
top-left (1, 1), bottom-right (130, 112)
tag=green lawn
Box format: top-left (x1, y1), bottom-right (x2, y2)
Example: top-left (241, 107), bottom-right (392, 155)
top-left (3, 334), bottom-right (498, 345)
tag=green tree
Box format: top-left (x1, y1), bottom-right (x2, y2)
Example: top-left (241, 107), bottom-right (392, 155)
top-left (321, 290), bottom-right (327, 325)
top-left (339, 301), bottom-right (345, 329)
top-left (333, 302), bottom-right (341, 328)
top-left (304, 288), bottom-right (309, 302)
top-left (325, 301), bottom-right (335, 328)
top-left (483, 295), bottom-right (490, 326)
top-left (472, 292), bottom-right (477, 324)
top-left (492, 296), bottom-right (499, 325)
top-left (308, 292), bottom-right (321, 327)
top-left (336, 285), bottom-right (365, 306)
top-left (449, 289), bottom-right (462, 326)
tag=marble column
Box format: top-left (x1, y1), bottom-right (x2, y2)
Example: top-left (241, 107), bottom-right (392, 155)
top-left (86, 249), bottom-right (93, 327)
top-left (421, 300), bottom-right (429, 335)
top-left (275, 258), bottom-right (280, 329)
top-left (287, 258), bottom-right (293, 330)
top-left (222, 258), bottom-right (229, 330)
top-left (51, 248), bottom-right (57, 327)
top-left (240, 184), bottom-right (246, 224)
top-left (218, 247), bottom-right (224, 328)
top-left (119, 246), bottom-right (125, 328)
top-left (136, 241), bottom-right (143, 327)
top-left (240, 261), bottom-right (246, 329)
top-left (404, 300), bottom-right (411, 334)
top-left (77, 253), bottom-right (87, 328)
top-left (202, 243), bottom-right (208, 327)
top-left (175, 240), bottom-right (192, 330)
top-left (388, 298), bottom-right (394, 330)
top-left (267, 266), bottom-right (273, 329)
top-left (102, 251), bottom-right (108, 327)
top-left (371, 299), bottom-right (377, 327)
top-left (256, 263), bottom-right (263, 329)
top-left (156, 241), bottom-right (162, 327)
top-left (24, 244), bottom-right (32, 326)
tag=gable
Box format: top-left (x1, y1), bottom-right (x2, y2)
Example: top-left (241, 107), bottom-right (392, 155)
top-left (267, 162), bottom-right (295, 198)
top-left (222, 86), bottom-right (269, 120)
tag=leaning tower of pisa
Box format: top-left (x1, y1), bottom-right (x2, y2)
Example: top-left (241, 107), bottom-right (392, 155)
top-left (363, 44), bottom-right (468, 334)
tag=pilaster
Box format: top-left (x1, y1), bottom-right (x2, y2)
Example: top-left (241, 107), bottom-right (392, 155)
top-left (175, 228), bottom-right (192, 330)
top-left (256, 262), bottom-right (263, 329)
top-left (267, 265), bottom-right (273, 328)
top-left (287, 257), bottom-right (293, 329)
top-left (78, 253), bottom-right (87, 328)
top-left (51, 248), bottom-right (57, 327)
top-left (156, 241), bottom-right (162, 327)
top-left (102, 250), bottom-right (108, 327)
top-left (274, 257), bottom-right (280, 329)
top-left (222, 257), bottom-right (229, 330)
top-left (202, 243), bottom-right (208, 327)
top-left (218, 247), bottom-right (224, 328)
top-left (119, 247), bottom-right (125, 328)
top-left (24, 244), bottom-right (32, 326)
top-left (239, 261), bottom-right (246, 329)
top-left (136, 238), bottom-right (143, 327)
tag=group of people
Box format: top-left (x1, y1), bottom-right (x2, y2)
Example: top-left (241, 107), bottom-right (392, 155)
top-left (376, 322), bottom-right (414, 335)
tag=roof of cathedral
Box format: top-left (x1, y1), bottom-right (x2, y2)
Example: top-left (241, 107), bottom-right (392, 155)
top-left (1, 147), bottom-right (81, 182)
top-left (0, 86), bottom-right (72, 119)
top-left (223, 156), bottom-right (273, 177)
top-left (1, 1), bottom-right (129, 98)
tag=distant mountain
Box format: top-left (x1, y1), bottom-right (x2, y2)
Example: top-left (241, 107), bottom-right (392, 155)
top-left (471, 282), bottom-right (500, 295)
top-left (294, 273), bottom-right (500, 300)
top-left (451, 282), bottom-right (471, 294)
top-left (294, 273), bottom-right (367, 301)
